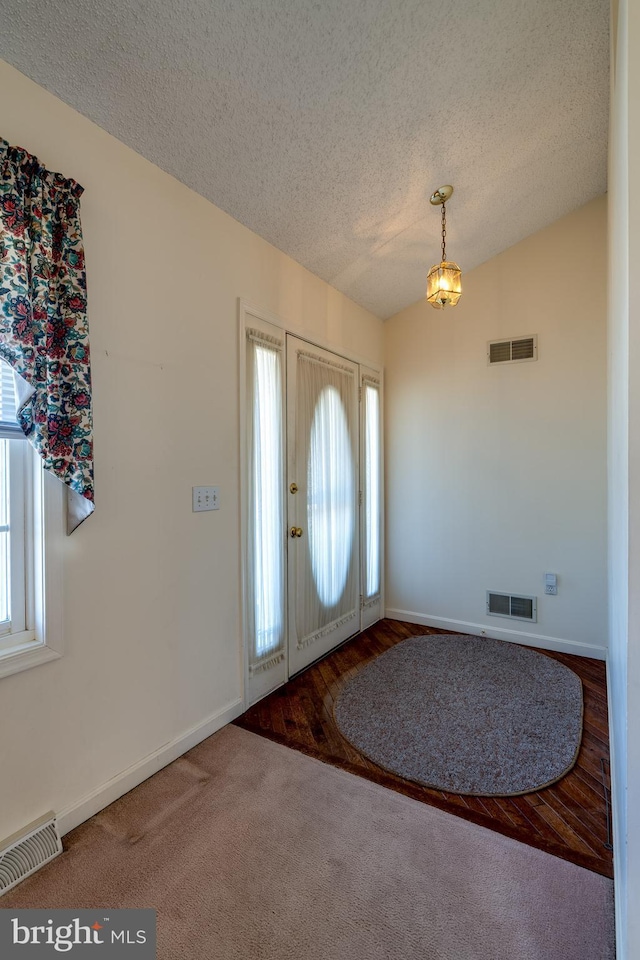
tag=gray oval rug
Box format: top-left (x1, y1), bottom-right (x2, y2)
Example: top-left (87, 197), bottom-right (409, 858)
top-left (333, 634), bottom-right (584, 796)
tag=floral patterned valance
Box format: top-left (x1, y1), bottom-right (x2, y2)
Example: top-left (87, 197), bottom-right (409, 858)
top-left (0, 136), bottom-right (93, 532)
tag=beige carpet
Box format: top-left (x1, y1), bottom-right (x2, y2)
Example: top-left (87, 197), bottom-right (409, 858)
top-left (3, 725), bottom-right (614, 959)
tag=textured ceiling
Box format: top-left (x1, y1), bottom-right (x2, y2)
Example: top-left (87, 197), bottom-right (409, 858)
top-left (1, 0), bottom-right (609, 319)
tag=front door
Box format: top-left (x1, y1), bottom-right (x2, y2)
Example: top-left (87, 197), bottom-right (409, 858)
top-left (286, 336), bottom-right (360, 675)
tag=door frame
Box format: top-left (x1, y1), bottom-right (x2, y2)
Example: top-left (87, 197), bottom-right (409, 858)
top-left (360, 366), bottom-right (384, 630)
top-left (238, 299), bottom-right (384, 708)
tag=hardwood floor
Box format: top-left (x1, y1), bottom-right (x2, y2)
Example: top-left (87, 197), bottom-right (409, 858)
top-left (234, 619), bottom-right (613, 878)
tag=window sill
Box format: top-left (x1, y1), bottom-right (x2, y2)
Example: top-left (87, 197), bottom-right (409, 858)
top-left (0, 638), bottom-right (62, 680)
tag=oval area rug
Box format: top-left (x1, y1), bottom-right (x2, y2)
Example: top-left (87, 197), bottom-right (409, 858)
top-left (333, 634), bottom-right (583, 796)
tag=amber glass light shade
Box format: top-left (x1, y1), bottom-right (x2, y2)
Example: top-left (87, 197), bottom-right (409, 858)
top-left (426, 260), bottom-right (462, 309)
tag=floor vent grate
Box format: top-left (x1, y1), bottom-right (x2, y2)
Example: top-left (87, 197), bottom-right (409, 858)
top-left (0, 812), bottom-right (62, 897)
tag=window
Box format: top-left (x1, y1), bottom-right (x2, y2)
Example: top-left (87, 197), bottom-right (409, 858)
top-left (0, 437), bottom-right (27, 639)
top-left (363, 379), bottom-right (381, 600)
top-left (359, 371), bottom-right (382, 631)
top-left (245, 330), bottom-right (285, 674)
top-left (0, 359), bottom-right (64, 679)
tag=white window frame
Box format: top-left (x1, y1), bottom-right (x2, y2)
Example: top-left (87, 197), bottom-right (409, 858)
top-left (0, 441), bottom-right (65, 680)
top-left (240, 312), bottom-right (288, 706)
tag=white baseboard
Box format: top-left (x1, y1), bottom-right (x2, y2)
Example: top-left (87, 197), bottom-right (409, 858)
top-left (57, 698), bottom-right (245, 837)
top-left (385, 608), bottom-right (607, 661)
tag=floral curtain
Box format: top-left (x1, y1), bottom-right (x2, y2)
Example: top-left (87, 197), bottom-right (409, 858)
top-left (0, 137), bottom-right (93, 532)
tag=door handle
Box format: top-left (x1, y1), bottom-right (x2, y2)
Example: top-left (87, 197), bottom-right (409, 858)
top-left (290, 526), bottom-right (303, 538)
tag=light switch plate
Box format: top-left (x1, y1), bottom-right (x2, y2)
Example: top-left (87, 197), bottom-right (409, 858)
top-left (192, 486), bottom-right (220, 512)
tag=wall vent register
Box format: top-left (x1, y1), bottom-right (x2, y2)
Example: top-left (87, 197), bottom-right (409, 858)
top-left (486, 591), bottom-right (537, 622)
top-left (488, 336), bottom-right (537, 365)
top-left (0, 812), bottom-right (62, 896)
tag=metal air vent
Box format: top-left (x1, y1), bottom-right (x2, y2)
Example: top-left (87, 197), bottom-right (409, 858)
top-left (488, 336), bottom-right (537, 365)
top-left (486, 591), bottom-right (537, 622)
top-left (0, 812), bottom-right (62, 896)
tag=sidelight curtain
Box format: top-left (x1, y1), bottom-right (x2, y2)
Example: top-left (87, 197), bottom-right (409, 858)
top-left (246, 331), bottom-right (285, 674)
top-left (363, 379), bottom-right (381, 600)
top-left (0, 137), bottom-right (93, 532)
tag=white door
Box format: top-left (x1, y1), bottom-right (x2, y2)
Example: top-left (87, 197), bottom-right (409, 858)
top-left (286, 336), bottom-right (360, 676)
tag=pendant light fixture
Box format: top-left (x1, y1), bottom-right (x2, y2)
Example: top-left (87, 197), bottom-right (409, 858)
top-left (426, 185), bottom-right (462, 309)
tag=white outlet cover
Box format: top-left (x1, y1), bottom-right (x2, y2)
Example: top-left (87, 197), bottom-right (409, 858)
top-left (192, 486), bottom-right (220, 512)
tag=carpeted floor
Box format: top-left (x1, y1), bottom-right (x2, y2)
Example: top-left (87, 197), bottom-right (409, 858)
top-left (334, 633), bottom-right (584, 795)
top-left (3, 725), bottom-right (614, 959)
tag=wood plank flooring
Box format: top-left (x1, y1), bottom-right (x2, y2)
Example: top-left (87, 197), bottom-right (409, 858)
top-left (234, 619), bottom-right (613, 878)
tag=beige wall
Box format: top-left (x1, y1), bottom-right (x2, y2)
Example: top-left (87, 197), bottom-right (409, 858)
top-left (0, 60), bottom-right (383, 840)
top-left (384, 196), bottom-right (607, 657)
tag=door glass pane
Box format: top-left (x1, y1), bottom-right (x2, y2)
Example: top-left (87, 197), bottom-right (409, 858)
top-left (364, 383), bottom-right (381, 598)
top-left (307, 385), bottom-right (355, 607)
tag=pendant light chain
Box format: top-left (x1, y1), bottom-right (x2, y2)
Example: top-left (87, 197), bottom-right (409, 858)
top-left (426, 184), bottom-right (461, 309)
top-left (441, 202), bottom-right (447, 262)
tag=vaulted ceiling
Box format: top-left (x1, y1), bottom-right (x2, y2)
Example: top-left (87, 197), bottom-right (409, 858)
top-left (1, 0), bottom-right (609, 319)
